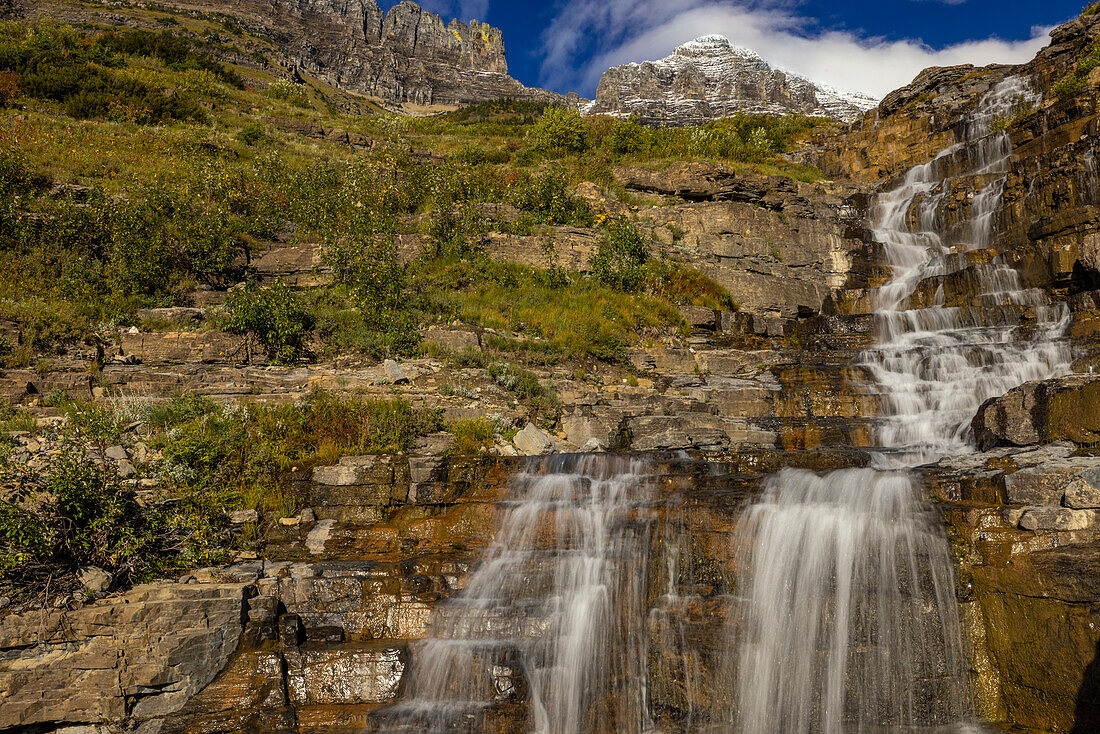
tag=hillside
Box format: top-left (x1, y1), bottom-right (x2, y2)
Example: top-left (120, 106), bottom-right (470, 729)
top-left (3, 4), bottom-right (1100, 734)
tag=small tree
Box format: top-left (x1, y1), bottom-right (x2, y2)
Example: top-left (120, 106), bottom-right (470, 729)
top-left (225, 280), bottom-right (315, 364)
top-left (532, 106), bottom-right (590, 155)
top-left (590, 217), bottom-right (649, 291)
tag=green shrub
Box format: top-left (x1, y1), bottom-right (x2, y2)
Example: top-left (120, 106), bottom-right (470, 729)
top-left (603, 116), bottom-right (649, 156)
top-left (590, 218), bottom-right (650, 291)
top-left (510, 166), bottom-right (593, 226)
top-left (97, 28), bottom-right (243, 88)
top-left (0, 437), bottom-right (229, 586)
top-left (532, 106), bottom-right (590, 154)
top-left (225, 281), bottom-right (315, 364)
top-left (449, 143), bottom-right (511, 165)
top-left (488, 361), bottom-right (561, 422)
top-left (448, 418), bottom-right (496, 455)
top-left (236, 122), bottom-right (266, 146)
top-left (0, 21), bottom-right (218, 124)
top-left (1084, 2), bottom-right (1100, 17)
top-left (266, 78), bottom-right (311, 108)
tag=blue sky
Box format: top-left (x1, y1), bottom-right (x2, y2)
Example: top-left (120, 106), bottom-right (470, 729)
top-left (388, 1), bottom-right (1087, 98)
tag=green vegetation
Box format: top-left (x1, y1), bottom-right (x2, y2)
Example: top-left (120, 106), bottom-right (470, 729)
top-left (1053, 38), bottom-right (1100, 97)
top-left (1084, 2), bottom-right (1100, 17)
top-left (0, 390), bottom-right (443, 589)
top-left (0, 12), bottom-right (825, 592)
top-left (224, 281), bottom-right (315, 364)
top-left (447, 417), bottom-right (497, 455)
top-left (591, 218), bottom-right (651, 291)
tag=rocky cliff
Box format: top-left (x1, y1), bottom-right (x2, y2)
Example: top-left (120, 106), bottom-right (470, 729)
top-left (586, 35), bottom-right (878, 125)
top-left (9, 0), bottom-right (565, 109)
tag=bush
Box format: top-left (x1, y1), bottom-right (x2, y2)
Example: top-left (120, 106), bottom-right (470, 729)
top-left (532, 106), bottom-right (589, 154)
top-left (267, 78), bottom-right (311, 107)
top-left (225, 281), bottom-right (315, 364)
top-left (488, 361), bottom-right (561, 422)
top-left (590, 218), bottom-right (650, 291)
top-left (603, 116), bottom-right (649, 156)
top-left (448, 418), bottom-right (496, 455)
top-left (510, 166), bottom-right (593, 226)
top-left (236, 122), bottom-right (266, 146)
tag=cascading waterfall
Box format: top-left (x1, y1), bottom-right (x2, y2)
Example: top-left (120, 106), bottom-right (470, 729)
top-left (379, 455), bottom-right (657, 734)
top-left (734, 75), bottom-right (1074, 732)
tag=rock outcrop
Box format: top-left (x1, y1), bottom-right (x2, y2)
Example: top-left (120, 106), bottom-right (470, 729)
top-left (586, 35), bottom-right (877, 125)
top-left (972, 374), bottom-right (1100, 449)
top-left (13, 0), bottom-right (566, 109)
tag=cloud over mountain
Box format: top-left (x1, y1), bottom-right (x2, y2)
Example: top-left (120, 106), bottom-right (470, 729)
top-left (538, 0), bottom-right (1053, 98)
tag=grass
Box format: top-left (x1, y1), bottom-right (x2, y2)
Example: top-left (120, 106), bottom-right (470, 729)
top-left (413, 257), bottom-right (685, 362)
top-left (448, 418), bottom-right (497, 455)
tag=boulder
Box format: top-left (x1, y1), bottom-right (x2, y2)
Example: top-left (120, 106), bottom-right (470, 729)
top-left (420, 327), bottom-right (480, 352)
top-left (1064, 469), bottom-right (1100, 508)
top-left (1018, 507), bottom-right (1096, 532)
top-left (612, 162), bottom-right (767, 202)
top-left (77, 566), bottom-right (112, 594)
top-left (972, 374), bottom-right (1100, 449)
top-left (383, 359), bottom-right (410, 384)
top-left (513, 422), bottom-right (554, 455)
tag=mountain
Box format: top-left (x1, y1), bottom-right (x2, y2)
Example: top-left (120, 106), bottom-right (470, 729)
top-left (585, 35), bottom-right (878, 125)
top-left (7, 0), bottom-right (568, 110)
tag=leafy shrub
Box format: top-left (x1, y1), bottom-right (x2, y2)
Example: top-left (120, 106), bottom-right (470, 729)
top-left (448, 418), bottom-right (496, 455)
top-left (0, 21), bottom-right (229, 124)
top-left (97, 28), bottom-right (243, 87)
top-left (0, 427), bottom-right (228, 587)
top-left (236, 122), bottom-right (266, 146)
top-left (1085, 2), bottom-right (1100, 16)
top-left (591, 217), bottom-right (650, 291)
top-left (488, 361), bottom-right (561, 422)
top-left (224, 281), bottom-right (315, 364)
top-left (427, 204), bottom-right (488, 259)
top-left (510, 166), bottom-right (593, 226)
top-left (449, 143), bottom-right (511, 165)
top-left (603, 116), bottom-right (649, 156)
top-left (1053, 39), bottom-right (1100, 97)
top-left (267, 78), bottom-right (311, 108)
top-left (532, 106), bottom-right (590, 154)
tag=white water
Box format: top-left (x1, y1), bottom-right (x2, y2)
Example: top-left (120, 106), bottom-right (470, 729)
top-left (734, 76), bottom-right (1073, 732)
top-left (379, 454), bottom-right (656, 734)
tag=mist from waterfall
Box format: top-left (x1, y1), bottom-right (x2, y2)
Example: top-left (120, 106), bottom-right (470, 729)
top-left (733, 75), bottom-right (1073, 733)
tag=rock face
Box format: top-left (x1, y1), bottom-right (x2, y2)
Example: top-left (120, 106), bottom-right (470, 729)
top-left (613, 162), bottom-right (872, 317)
top-left (14, 0), bottom-right (565, 109)
top-left (973, 374), bottom-right (1100, 449)
top-left (586, 35), bottom-right (878, 125)
top-left (0, 581), bottom-right (251, 730)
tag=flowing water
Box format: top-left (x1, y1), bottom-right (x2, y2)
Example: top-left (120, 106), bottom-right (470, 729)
top-left (383, 77), bottom-right (1073, 734)
top-left (379, 454), bottom-right (658, 734)
top-left (733, 76), bottom-right (1074, 732)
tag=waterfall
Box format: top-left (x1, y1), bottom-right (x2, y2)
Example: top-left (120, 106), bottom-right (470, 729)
top-left (377, 454), bottom-right (657, 734)
top-left (734, 76), bottom-right (1073, 732)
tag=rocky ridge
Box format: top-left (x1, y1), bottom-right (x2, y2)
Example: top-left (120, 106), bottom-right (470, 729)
top-left (8, 0), bottom-right (567, 111)
top-left (586, 35), bottom-right (878, 125)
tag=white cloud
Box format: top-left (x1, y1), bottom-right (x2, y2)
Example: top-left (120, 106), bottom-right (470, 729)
top-left (539, 0), bottom-right (1056, 99)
